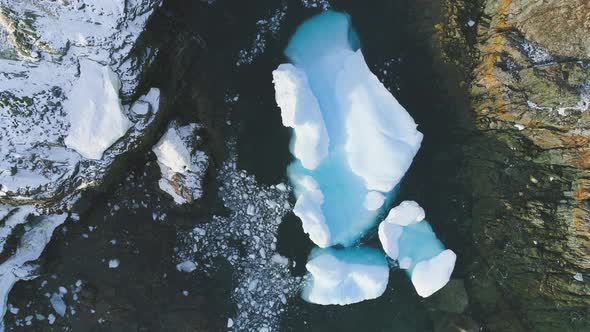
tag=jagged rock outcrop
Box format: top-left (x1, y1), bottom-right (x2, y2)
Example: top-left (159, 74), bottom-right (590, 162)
top-left (438, 0), bottom-right (589, 330)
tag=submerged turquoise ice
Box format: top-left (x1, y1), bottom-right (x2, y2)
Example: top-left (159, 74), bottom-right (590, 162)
top-left (273, 11), bottom-right (422, 248)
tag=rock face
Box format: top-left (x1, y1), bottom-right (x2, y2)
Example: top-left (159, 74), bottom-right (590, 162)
top-left (439, 0), bottom-right (590, 330)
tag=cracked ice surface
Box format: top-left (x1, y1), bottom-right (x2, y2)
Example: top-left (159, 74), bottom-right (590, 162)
top-left (176, 153), bottom-right (300, 331)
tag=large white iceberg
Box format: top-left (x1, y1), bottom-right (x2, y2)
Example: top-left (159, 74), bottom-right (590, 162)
top-left (302, 247), bottom-right (389, 305)
top-left (378, 201), bottom-right (456, 297)
top-left (273, 11), bottom-right (422, 248)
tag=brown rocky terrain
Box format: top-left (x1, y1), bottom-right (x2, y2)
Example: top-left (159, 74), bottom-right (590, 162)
top-left (436, 0), bottom-right (590, 330)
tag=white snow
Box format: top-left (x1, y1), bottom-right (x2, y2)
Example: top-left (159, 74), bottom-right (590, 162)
top-left (302, 248), bottom-right (389, 305)
top-left (411, 250), bottom-right (457, 298)
top-left (0, 213), bottom-right (66, 329)
top-left (383, 200), bottom-right (425, 226)
top-left (291, 176), bottom-right (330, 247)
top-left (64, 59), bottom-right (131, 160)
top-left (272, 64), bottom-right (329, 170)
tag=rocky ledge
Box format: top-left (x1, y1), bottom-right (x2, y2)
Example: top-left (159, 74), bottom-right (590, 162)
top-left (437, 0), bottom-right (589, 330)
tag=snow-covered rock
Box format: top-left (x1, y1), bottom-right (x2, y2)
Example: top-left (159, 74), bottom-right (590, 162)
top-left (0, 213), bottom-right (67, 330)
top-left (273, 11), bottom-right (422, 248)
top-left (64, 59), bottom-right (131, 160)
top-left (152, 122), bottom-right (209, 204)
top-left (302, 247), bottom-right (389, 305)
top-left (0, 0), bottom-right (161, 201)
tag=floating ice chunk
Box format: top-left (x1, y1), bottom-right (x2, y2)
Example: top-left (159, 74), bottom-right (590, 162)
top-left (108, 259), bottom-right (120, 269)
top-left (574, 272), bottom-right (584, 282)
top-left (274, 11), bottom-right (422, 247)
top-left (411, 249), bottom-right (456, 297)
top-left (64, 59), bottom-right (131, 160)
top-left (176, 260), bottom-right (197, 273)
top-left (383, 200), bottom-right (425, 226)
top-left (302, 247), bottom-right (388, 305)
top-left (50, 293), bottom-right (66, 317)
top-left (379, 206), bottom-right (456, 297)
top-left (364, 191), bottom-right (386, 211)
top-left (273, 64), bottom-right (329, 170)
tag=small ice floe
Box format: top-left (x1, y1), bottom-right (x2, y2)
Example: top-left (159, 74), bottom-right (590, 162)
top-left (467, 20), bottom-right (475, 27)
top-left (574, 272), bottom-right (584, 282)
top-left (108, 259), bottom-right (120, 269)
top-left (50, 293), bottom-right (67, 317)
top-left (176, 260), bottom-right (197, 273)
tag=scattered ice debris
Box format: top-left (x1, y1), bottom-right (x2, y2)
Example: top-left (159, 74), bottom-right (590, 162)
top-left (153, 121), bottom-right (209, 204)
top-left (47, 313), bottom-right (56, 325)
top-left (176, 261), bottom-right (197, 273)
top-left (302, 247), bottom-right (389, 305)
top-left (176, 153), bottom-right (299, 331)
top-left (108, 259), bottom-right (120, 269)
top-left (50, 293), bottom-right (66, 317)
top-left (574, 272), bottom-right (584, 282)
top-left (64, 59), bottom-right (131, 160)
top-left (237, 4), bottom-right (287, 66)
top-left (300, 0), bottom-right (331, 10)
top-left (0, 213), bottom-right (67, 330)
top-left (378, 202), bottom-right (456, 297)
top-left (273, 11), bottom-right (423, 248)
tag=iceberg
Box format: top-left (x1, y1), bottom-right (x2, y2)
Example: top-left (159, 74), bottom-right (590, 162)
top-left (273, 11), bottom-right (423, 248)
top-left (378, 201), bottom-right (456, 297)
top-left (302, 247), bottom-right (389, 305)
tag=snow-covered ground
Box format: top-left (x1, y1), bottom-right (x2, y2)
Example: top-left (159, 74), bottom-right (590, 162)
top-left (0, 0), bottom-right (162, 328)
